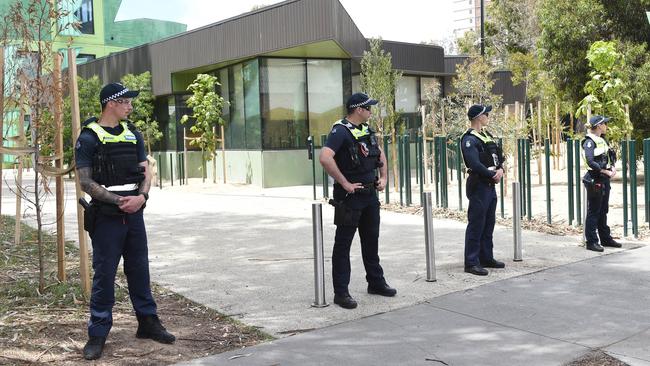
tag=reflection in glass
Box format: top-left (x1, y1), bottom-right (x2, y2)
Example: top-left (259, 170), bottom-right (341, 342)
top-left (230, 64), bottom-right (246, 148)
top-left (307, 60), bottom-right (343, 145)
top-left (261, 58), bottom-right (308, 149)
top-left (243, 59), bottom-right (261, 149)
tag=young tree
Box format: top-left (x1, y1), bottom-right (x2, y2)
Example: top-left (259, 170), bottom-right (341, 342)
top-left (121, 72), bottom-right (161, 155)
top-left (180, 73), bottom-right (226, 180)
top-left (63, 75), bottom-right (101, 164)
top-left (0, 0), bottom-right (74, 292)
top-left (577, 40), bottom-right (632, 141)
top-left (359, 38), bottom-right (402, 189)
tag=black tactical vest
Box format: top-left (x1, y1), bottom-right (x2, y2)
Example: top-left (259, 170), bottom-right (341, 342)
top-left (460, 128), bottom-right (504, 173)
top-left (332, 120), bottom-right (382, 183)
top-left (83, 117), bottom-right (144, 190)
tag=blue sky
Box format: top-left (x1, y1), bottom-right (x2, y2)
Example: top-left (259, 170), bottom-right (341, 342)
top-left (115, 0), bottom-right (455, 45)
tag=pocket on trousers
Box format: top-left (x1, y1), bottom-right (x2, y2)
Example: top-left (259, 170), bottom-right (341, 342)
top-left (334, 204), bottom-right (362, 227)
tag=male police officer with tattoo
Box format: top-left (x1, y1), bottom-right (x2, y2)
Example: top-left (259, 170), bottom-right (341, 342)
top-left (582, 115), bottom-right (620, 252)
top-left (461, 104), bottom-right (506, 276)
top-left (319, 93), bottom-right (395, 309)
top-left (76, 83), bottom-right (175, 360)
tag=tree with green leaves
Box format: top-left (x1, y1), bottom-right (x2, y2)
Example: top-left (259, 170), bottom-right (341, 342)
top-left (63, 75), bottom-right (101, 164)
top-left (485, 0), bottom-right (540, 64)
top-left (121, 72), bottom-right (161, 156)
top-left (180, 73), bottom-right (226, 181)
top-left (0, 0), bottom-right (74, 293)
top-left (452, 56), bottom-right (501, 107)
top-left (577, 41), bottom-right (632, 140)
top-left (359, 38), bottom-right (402, 189)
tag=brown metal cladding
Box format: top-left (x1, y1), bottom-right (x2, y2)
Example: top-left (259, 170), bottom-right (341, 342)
top-left (77, 44), bottom-right (151, 84)
top-left (148, 0), bottom-right (368, 95)
top-left (382, 40), bottom-right (445, 74)
top-left (78, 0), bottom-right (447, 96)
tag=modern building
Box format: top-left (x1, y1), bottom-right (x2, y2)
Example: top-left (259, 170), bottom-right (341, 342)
top-left (77, 0), bottom-right (523, 187)
top-left (0, 0), bottom-right (186, 164)
top-left (452, 0), bottom-right (491, 40)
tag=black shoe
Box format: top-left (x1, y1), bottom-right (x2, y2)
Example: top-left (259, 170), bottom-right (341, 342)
top-left (367, 283), bottom-right (397, 297)
top-left (480, 259), bottom-right (505, 268)
top-left (83, 336), bottom-right (106, 360)
top-left (136, 315), bottom-right (176, 344)
top-left (333, 293), bottom-right (358, 309)
top-left (464, 265), bottom-right (489, 276)
top-left (586, 243), bottom-right (604, 252)
top-left (602, 240), bottom-right (622, 248)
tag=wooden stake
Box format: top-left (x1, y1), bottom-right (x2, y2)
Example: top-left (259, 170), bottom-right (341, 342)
top-left (554, 102), bottom-right (559, 170)
top-left (625, 104), bottom-right (630, 140)
top-left (15, 82), bottom-right (26, 245)
top-left (221, 124), bottom-right (226, 184)
top-left (67, 48), bottom-right (90, 298)
top-left (53, 53), bottom-right (66, 282)
top-left (212, 126), bottom-right (217, 184)
top-left (537, 101), bottom-right (542, 185)
top-left (183, 127), bottom-right (188, 184)
top-left (0, 47), bottom-right (4, 229)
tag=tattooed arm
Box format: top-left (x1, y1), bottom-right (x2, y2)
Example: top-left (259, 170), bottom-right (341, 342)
top-left (138, 161), bottom-right (151, 196)
top-left (77, 167), bottom-right (122, 205)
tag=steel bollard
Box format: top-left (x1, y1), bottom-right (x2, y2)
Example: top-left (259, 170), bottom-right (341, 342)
top-left (422, 192), bottom-right (437, 282)
top-left (512, 182), bottom-right (523, 261)
top-left (311, 203), bottom-right (329, 308)
top-left (582, 186), bottom-right (587, 244)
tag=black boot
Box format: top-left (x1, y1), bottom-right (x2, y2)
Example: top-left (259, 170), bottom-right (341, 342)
top-left (367, 283), bottom-right (397, 297)
top-left (586, 243), bottom-right (604, 252)
top-left (136, 314), bottom-right (176, 344)
top-left (83, 336), bottom-right (106, 360)
top-left (333, 293), bottom-right (358, 309)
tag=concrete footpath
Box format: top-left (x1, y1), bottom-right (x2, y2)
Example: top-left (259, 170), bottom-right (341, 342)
top-left (179, 244), bottom-right (650, 366)
top-left (1, 172), bottom-right (648, 365)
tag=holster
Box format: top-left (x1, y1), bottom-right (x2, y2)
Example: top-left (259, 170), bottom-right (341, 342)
top-left (329, 199), bottom-right (362, 227)
top-left (83, 204), bottom-right (98, 236)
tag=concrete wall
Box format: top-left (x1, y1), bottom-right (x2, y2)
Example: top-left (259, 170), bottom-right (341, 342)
top-left (152, 149), bottom-right (328, 188)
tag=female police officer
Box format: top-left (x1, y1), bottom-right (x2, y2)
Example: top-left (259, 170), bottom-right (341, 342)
top-left (582, 115), bottom-right (621, 252)
top-left (460, 104), bottom-right (505, 276)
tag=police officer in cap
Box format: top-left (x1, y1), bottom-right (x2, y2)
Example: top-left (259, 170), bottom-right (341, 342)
top-left (460, 104), bottom-right (506, 276)
top-left (319, 92), bottom-right (396, 309)
top-left (76, 83), bottom-right (175, 360)
top-left (582, 115), bottom-right (620, 252)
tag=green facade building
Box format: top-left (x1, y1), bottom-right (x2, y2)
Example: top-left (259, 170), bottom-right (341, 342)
top-left (0, 0), bottom-right (186, 164)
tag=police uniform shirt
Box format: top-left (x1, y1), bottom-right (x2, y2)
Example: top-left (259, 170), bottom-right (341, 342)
top-left (325, 120), bottom-right (376, 184)
top-left (461, 132), bottom-right (497, 179)
top-left (75, 122), bottom-right (147, 169)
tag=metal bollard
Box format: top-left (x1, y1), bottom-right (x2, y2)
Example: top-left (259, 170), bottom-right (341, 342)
top-left (512, 182), bottom-right (523, 261)
top-left (582, 186), bottom-right (587, 244)
top-left (422, 192), bottom-right (437, 282)
top-left (311, 203), bottom-right (328, 308)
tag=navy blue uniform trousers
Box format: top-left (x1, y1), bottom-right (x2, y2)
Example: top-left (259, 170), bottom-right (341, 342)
top-left (585, 178), bottom-right (613, 245)
top-left (88, 209), bottom-right (157, 337)
top-left (464, 176), bottom-right (497, 267)
top-left (332, 186), bottom-right (385, 295)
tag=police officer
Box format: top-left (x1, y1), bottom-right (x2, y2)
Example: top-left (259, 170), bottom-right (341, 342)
top-left (461, 104), bottom-right (505, 276)
top-left (319, 92), bottom-right (396, 309)
top-left (76, 83), bottom-right (175, 360)
top-left (582, 115), bottom-right (620, 252)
